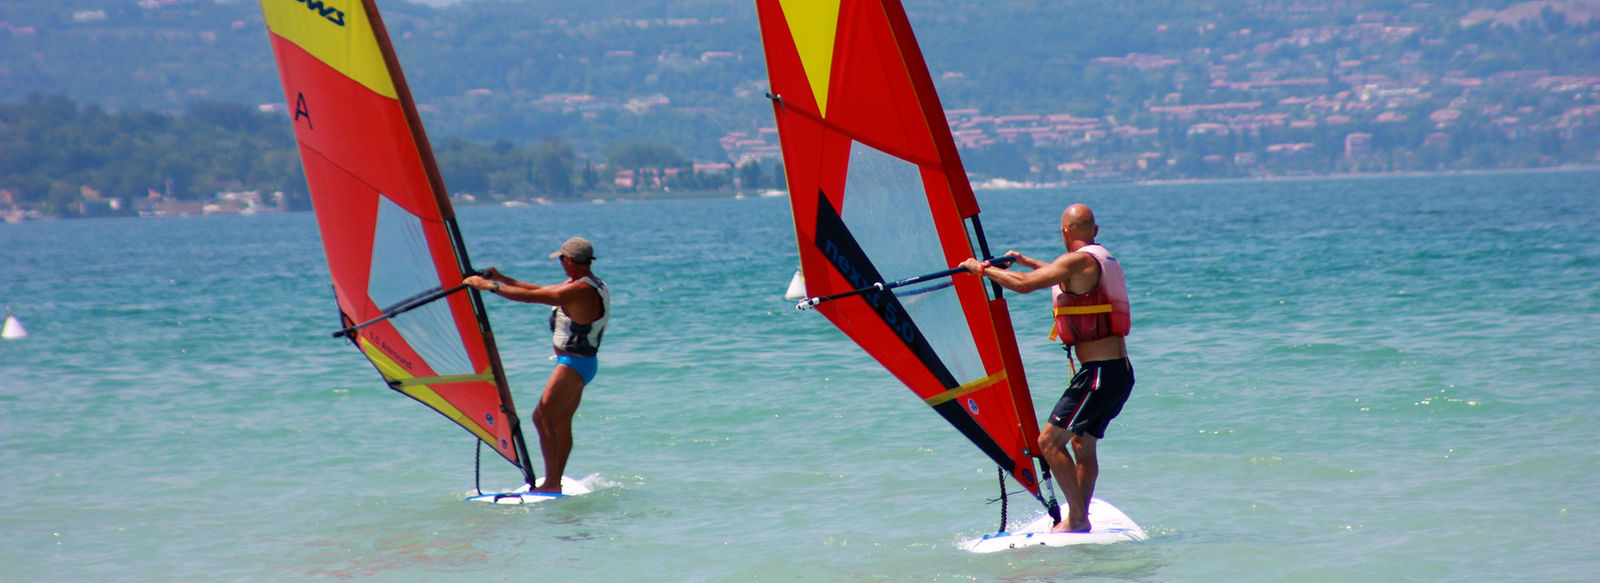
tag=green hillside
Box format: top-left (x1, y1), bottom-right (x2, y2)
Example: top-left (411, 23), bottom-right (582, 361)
top-left (4, 0), bottom-right (1599, 215)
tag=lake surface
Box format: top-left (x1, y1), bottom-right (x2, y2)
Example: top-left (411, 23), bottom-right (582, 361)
top-left (3, 170), bottom-right (1597, 581)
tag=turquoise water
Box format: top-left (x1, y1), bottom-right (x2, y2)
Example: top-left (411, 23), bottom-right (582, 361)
top-left (2, 171), bottom-right (1598, 581)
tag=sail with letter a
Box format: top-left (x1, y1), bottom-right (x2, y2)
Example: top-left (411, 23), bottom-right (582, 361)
top-left (260, 0), bottom-right (533, 486)
top-left (757, 0), bottom-right (1056, 521)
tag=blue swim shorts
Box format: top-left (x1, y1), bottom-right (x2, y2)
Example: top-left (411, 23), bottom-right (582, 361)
top-left (555, 353), bottom-right (599, 385)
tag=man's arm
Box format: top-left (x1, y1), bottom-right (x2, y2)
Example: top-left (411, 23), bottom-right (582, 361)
top-left (1005, 250), bottom-right (1050, 270)
top-left (480, 267), bottom-right (540, 291)
top-left (464, 271), bottom-right (580, 306)
top-left (959, 252), bottom-right (1082, 294)
top-left (496, 280), bottom-right (588, 307)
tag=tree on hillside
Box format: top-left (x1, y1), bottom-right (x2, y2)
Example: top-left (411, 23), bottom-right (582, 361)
top-left (530, 136), bottom-right (576, 198)
top-left (738, 160), bottom-right (763, 190)
top-left (770, 161), bottom-right (786, 190)
top-left (434, 137), bottom-right (495, 195)
top-left (579, 161), bottom-right (601, 192)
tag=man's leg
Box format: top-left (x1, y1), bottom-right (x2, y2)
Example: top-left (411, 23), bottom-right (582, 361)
top-left (1039, 423), bottom-right (1092, 533)
top-left (530, 365), bottom-right (586, 493)
top-left (1069, 432), bottom-right (1099, 525)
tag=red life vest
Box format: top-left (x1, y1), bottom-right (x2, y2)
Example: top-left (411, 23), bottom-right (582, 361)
top-left (1049, 244), bottom-right (1131, 344)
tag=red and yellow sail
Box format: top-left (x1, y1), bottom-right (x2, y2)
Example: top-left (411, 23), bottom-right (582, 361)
top-left (260, 0), bottom-right (531, 481)
top-left (758, 0), bottom-right (1048, 501)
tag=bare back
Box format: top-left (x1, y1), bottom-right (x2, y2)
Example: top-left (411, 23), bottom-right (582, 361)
top-left (558, 278), bottom-right (605, 324)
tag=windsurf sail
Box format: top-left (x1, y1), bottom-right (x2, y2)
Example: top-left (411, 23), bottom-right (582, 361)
top-left (756, 0), bottom-right (1055, 520)
top-left (260, 0), bottom-right (534, 486)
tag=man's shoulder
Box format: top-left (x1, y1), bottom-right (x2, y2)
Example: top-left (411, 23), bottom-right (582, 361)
top-left (566, 276), bottom-right (606, 300)
top-left (1057, 250), bottom-right (1094, 266)
top-left (1060, 249), bottom-right (1102, 278)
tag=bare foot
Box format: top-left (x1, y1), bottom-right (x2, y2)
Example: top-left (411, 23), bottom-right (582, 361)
top-left (1051, 519), bottom-right (1092, 533)
top-left (530, 478), bottom-right (563, 495)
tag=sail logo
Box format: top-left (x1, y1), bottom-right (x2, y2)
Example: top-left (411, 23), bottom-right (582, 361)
top-left (376, 338), bottom-right (414, 371)
top-left (879, 303), bottom-right (914, 344)
top-left (293, 0), bottom-right (346, 27)
top-left (820, 237), bottom-right (916, 345)
top-left (813, 192), bottom-right (917, 345)
top-left (821, 239), bottom-right (868, 290)
top-left (294, 93), bottom-right (313, 129)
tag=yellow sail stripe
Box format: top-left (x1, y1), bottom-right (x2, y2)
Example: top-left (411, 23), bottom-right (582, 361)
top-left (357, 337), bottom-right (497, 444)
top-left (358, 335), bottom-right (412, 381)
top-left (924, 370), bottom-right (1007, 407)
top-left (778, 0), bottom-right (841, 116)
top-left (260, 0), bottom-right (398, 100)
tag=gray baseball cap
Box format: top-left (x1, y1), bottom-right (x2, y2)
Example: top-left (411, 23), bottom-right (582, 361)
top-left (549, 237), bottom-right (596, 263)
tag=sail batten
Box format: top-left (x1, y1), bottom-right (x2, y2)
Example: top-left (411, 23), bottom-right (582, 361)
top-left (759, 0), bottom-right (1047, 503)
top-left (261, 0), bottom-right (532, 484)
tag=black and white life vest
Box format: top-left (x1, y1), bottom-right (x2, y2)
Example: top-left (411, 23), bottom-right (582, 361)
top-left (549, 276), bottom-right (609, 356)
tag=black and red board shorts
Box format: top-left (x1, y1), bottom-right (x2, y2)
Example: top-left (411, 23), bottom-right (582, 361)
top-left (1048, 358), bottom-right (1134, 439)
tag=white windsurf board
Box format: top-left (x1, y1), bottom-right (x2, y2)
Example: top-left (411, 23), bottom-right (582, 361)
top-left (960, 497), bottom-right (1147, 553)
top-left (464, 475), bottom-right (593, 505)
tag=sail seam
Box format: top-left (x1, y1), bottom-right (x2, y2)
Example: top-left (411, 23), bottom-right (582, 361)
top-left (773, 97), bottom-right (942, 169)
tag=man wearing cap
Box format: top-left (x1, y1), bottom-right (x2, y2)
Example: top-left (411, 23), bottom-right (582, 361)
top-left (464, 237), bottom-right (610, 494)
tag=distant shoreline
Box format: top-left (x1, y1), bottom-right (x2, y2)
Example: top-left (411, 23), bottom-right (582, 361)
top-left (1127, 164), bottom-right (1600, 188)
top-left (969, 163), bottom-right (1600, 192)
top-left (9, 165), bottom-right (1599, 223)
top-left (455, 187), bottom-right (790, 207)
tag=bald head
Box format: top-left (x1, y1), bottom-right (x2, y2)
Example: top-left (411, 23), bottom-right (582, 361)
top-left (1060, 204), bottom-right (1098, 249)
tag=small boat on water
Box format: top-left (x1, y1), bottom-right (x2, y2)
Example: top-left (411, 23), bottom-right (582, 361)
top-left (3, 308), bottom-right (27, 339)
top-left (783, 269), bottom-right (805, 301)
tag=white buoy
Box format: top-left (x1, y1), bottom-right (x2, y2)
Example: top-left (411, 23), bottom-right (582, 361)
top-left (783, 269), bottom-right (806, 301)
top-left (3, 309), bottom-right (27, 339)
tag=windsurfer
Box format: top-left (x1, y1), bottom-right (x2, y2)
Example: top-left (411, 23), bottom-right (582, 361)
top-left (465, 237), bottom-right (610, 494)
top-left (959, 204), bottom-right (1134, 533)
